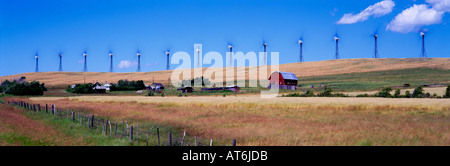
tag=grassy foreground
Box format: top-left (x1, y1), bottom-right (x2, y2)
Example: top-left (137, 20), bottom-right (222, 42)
top-left (11, 95), bottom-right (450, 146)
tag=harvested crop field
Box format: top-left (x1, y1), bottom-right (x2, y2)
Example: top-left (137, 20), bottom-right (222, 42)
top-left (9, 96), bottom-right (449, 146)
top-left (0, 103), bottom-right (86, 145)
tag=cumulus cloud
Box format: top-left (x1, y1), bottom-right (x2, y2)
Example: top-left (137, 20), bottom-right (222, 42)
top-left (427, 0), bottom-right (450, 12)
top-left (387, 4), bottom-right (444, 33)
top-left (337, 0), bottom-right (395, 24)
top-left (117, 60), bottom-right (138, 69)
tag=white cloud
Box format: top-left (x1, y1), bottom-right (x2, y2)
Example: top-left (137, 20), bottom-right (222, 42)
top-left (386, 4), bottom-right (444, 33)
top-left (337, 0), bottom-right (395, 24)
top-left (427, 0), bottom-right (450, 12)
top-left (117, 60), bottom-right (138, 69)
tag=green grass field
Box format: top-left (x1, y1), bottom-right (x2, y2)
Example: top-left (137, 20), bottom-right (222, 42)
top-left (297, 68), bottom-right (450, 92)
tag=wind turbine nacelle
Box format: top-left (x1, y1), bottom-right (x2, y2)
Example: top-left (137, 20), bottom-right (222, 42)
top-left (263, 43), bottom-right (267, 46)
top-left (228, 45), bottom-right (232, 49)
top-left (137, 53), bottom-right (141, 57)
top-left (83, 53), bottom-right (87, 57)
top-left (35, 56), bottom-right (39, 59)
top-left (334, 37), bottom-right (339, 41)
top-left (196, 49), bottom-right (200, 53)
top-left (166, 52), bottom-right (170, 55)
top-left (298, 40), bottom-right (303, 44)
top-left (420, 32), bottom-right (425, 36)
top-left (109, 53), bottom-right (113, 57)
top-left (59, 54), bottom-right (62, 57)
top-left (374, 35), bottom-right (378, 38)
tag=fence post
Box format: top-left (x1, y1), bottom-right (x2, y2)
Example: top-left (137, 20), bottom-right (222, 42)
top-left (33, 104), bottom-right (36, 112)
top-left (38, 104), bottom-right (41, 112)
top-left (232, 139), bottom-right (236, 146)
top-left (46, 104), bottom-right (48, 113)
top-left (195, 136), bottom-right (197, 146)
top-left (210, 139), bottom-right (213, 146)
top-left (109, 121), bottom-right (112, 136)
top-left (115, 122), bottom-right (118, 137)
top-left (105, 119), bottom-right (108, 136)
top-left (168, 132), bottom-right (172, 146)
top-left (181, 130), bottom-right (186, 146)
top-left (122, 120), bottom-right (125, 137)
top-left (137, 125), bottom-right (139, 145)
top-left (130, 125), bottom-right (133, 142)
top-left (72, 111), bottom-right (75, 122)
top-left (91, 115), bottom-right (95, 128)
top-left (60, 108), bottom-right (62, 120)
top-left (52, 105), bottom-right (55, 115)
top-left (157, 128), bottom-right (160, 146)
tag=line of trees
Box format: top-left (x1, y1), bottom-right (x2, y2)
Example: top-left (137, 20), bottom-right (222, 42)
top-left (66, 83), bottom-right (94, 94)
top-left (283, 85), bottom-right (450, 98)
top-left (358, 85), bottom-right (450, 98)
top-left (110, 80), bottom-right (145, 91)
top-left (0, 77), bottom-right (47, 96)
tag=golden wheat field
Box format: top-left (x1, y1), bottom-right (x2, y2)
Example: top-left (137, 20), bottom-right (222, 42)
top-left (2, 58), bottom-right (449, 87)
top-left (19, 96), bottom-right (449, 146)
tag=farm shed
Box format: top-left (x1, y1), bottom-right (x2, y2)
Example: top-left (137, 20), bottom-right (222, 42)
top-left (201, 85), bottom-right (240, 92)
top-left (148, 83), bottom-right (164, 91)
top-left (93, 86), bottom-right (106, 94)
top-left (177, 87), bottom-right (193, 93)
top-left (268, 71), bottom-right (298, 90)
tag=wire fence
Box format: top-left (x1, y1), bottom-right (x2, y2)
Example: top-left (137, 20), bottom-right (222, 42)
top-left (6, 100), bottom-right (237, 146)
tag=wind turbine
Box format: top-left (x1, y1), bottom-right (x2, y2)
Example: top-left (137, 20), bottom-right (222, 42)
top-left (83, 51), bottom-right (88, 72)
top-left (58, 52), bottom-right (63, 72)
top-left (137, 50), bottom-right (142, 72)
top-left (228, 44), bottom-right (233, 67)
top-left (262, 41), bottom-right (268, 66)
top-left (298, 39), bottom-right (303, 62)
top-left (196, 48), bottom-right (201, 68)
top-left (109, 50), bottom-right (114, 72)
top-left (373, 34), bottom-right (379, 59)
top-left (35, 52), bottom-right (39, 72)
top-left (165, 50), bottom-right (170, 70)
top-left (334, 34), bottom-right (340, 60)
top-left (420, 31), bottom-right (427, 58)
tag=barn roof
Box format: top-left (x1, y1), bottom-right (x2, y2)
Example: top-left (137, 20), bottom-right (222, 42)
top-left (270, 71), bottom-right (298, 81)
top-left (152, 83), bottom-right (164, 87)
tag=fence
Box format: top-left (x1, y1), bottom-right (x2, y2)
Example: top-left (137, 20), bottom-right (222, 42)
top-left (6, 100), bottom-right (237, 146)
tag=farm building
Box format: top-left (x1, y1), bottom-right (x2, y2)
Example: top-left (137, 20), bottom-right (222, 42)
top-left (148, 83), bottom-right (164, 91)
top-left (93, 85), bottom-right (106, 94)
top-left (268, 71), bottom-right (298, 90)
top-left (201, 85), bottom-right (240, 92)
top-left (103, 81), bottom-right (112, 91)
top-left (177, 87), bottom-right (193, 93)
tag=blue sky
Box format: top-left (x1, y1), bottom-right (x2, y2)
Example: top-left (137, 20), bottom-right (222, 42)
top-left (1, 0), bottom-right (449, 76)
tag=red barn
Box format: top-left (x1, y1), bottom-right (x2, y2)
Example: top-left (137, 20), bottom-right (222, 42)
top-left (268, 71), bottom-right (298, 90)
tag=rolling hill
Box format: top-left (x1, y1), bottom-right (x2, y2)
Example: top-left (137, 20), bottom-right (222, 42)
top-left (1, 58), bottom-right (449, 88)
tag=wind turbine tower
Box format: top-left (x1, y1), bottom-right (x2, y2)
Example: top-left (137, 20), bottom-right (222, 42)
top-left (137, 51), bottom-right (141, 72)
top-left (263, 43), bottom-right (267, 65)
top-left (109, 52), bottom-right (114, 72)
top-left (374, 34), bottom-right (379, 59)
top-left (420, 32), bottom-right (427, 58)
top-left (58, 53), bottom-right (63, 72)
top-left (228, 44), bottom-right (233, 67)
top-left (35, 53), bottom-right (39, 72)
top-left (334, 36), bottom-right (340, 60)
top-left (83, 52), bottom-right (88, 72)
top-left (196, 48), bottom-right (201, 68)
top-left (166, 50), bottom-right (170, 70)
top-left (298, 40), bottom-right (303, 62)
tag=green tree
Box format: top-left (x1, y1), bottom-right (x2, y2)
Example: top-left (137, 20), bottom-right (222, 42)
top-left (376, 87), bottom-right (392, 98)
top-left (445, 85), bottom-right (450, 98)
top-left (393, 89), bottom-right (401, 98)
top-left (412, 86), bottom-right (424, 98)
